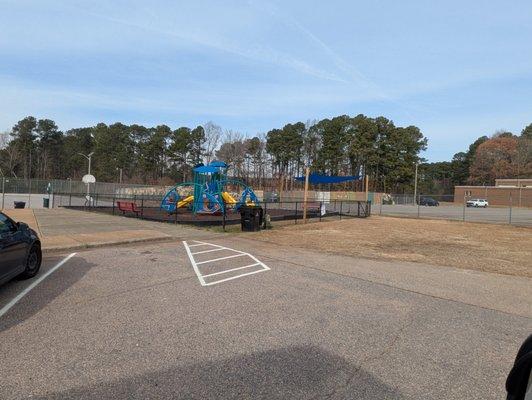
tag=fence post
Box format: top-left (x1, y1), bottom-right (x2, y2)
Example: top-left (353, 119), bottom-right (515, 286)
top-left (294, 201), bottom-right (298, 224)
top-left (417, 194), bottom-right (420, 218)
top-left (28, 179), bottom-right (31, 208)
top-left (1, 176), bottom-right (4, 210)
top-left (462, 195), bottom-right (466, 222)
top-left (339, 201), bottom-right (343, 220)
top-left (509, 193), bottom-right (512, 225)
top-left (319, 201), bottom-right (323, 222)
top-left (141, 197), bottom-right (144, 219)
top-left (263, 200), bottom-right (268, 229)
top-left (379, 196), bottom-right (383, 215)
top-left (112, 196), bottom-right (116, 215)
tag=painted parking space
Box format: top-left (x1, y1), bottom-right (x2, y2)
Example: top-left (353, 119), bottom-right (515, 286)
top-left (183, 240), bottom-right (270, 286)
top-left (0, 253), bottom-right (77, 319)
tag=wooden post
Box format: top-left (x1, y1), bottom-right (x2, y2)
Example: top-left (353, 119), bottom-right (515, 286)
top-left (302, 167), bottom-right (310, 223)
top-left (278, 172), bottom-right (284, 203)
top-left (365, 174), bottom-right (369, 201)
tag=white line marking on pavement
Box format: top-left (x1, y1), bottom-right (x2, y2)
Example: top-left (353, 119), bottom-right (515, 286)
top-left (191, 248), bottom-right (227, 255)
top-left (195, 253), bottom-right (246, 265)
top-left (203, 269), bottom-right (269, 286)
top-left (202, 263), bottom-right (260, 278)
top-left (183, 241), bottom-right (207, 286)
top-left (0, 252), bottom-right (77, 319)
top-left (182, 241), bottom-right (269, 286)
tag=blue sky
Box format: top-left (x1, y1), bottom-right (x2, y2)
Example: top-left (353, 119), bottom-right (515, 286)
top-left (1, 0), bottom-right (531, 161)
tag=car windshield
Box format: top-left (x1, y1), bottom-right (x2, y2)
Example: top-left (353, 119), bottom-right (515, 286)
top-left (0, 213), bottom-right (14, 233)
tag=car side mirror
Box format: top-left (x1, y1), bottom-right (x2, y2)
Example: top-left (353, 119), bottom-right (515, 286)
top-left (15, 221), bottom-right (28, 231)
top-left (507, 334), bottom-right (532, 400)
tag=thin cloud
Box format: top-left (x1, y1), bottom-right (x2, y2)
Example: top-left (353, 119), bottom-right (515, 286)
top-left (76, 7), bottom-right (347, 83)
top-left (248, 0), bottom-right (389, 99)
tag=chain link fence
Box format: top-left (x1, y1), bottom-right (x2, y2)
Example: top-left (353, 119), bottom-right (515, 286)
top-left (60, 193), bottom-right (371, 229)
top-left (377, 193), bottom-right (532, 227)
top-left (0, 177), bottom-right (166, 209)
top-left (2, 177), bottom-right (529, 227)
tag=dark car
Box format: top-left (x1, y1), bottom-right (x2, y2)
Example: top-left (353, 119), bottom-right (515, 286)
top-left (0, 212), bottom-right (42, 287)
top-left (506, 334), bottom-right (532, 400)
top-left (418, 196), bottom-right (439, 206)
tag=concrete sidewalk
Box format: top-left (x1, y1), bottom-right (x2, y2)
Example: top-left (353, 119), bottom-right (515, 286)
top-left (3, 208), bottom-right (215, 252)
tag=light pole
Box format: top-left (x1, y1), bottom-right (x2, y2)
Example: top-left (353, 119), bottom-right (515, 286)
top-left (79, 152), bottom-right (94, 201)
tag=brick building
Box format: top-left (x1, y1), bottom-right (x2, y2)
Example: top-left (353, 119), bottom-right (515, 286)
top-left (454, 178), bottom-right (532, 207)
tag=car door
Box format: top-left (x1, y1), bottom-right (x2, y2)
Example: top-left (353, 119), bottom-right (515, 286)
top-left (0, 213), bottom-right (27, 282)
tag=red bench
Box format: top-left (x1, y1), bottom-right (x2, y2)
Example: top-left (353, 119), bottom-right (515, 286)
top-left (116, 201), bottom-right (140, 217)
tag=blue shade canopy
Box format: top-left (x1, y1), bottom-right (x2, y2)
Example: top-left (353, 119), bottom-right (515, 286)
top-left (193, 165), bottom-right (220, 173)
top-left (208, 160), bottom-right (228, 168)
top-left (294, 173), bottom-right (361, 184)
top-left (194, 160), bottom-right (229, 173)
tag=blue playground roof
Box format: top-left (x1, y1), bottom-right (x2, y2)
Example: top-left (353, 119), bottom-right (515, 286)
top-left (208, 160), bottom-right (228, 168)
top-left (294, 173), bottom-right (361, 184)
top-left (193, 165), bottom-right (219, 173)
top-left (193, 160), bottom-right (229, 174)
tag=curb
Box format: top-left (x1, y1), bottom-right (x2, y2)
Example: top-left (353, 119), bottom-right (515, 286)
top-left (42, 235), bottom-right (176, 254)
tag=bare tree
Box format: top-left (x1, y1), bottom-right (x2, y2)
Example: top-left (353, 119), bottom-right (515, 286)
top-left (203, 121), bottom-right (222, 164)
top-left (215, 130), bottom-right (247, 178)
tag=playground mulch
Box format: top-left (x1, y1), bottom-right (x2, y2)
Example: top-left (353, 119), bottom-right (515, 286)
top-left (251, 215), bottom-right (532, 278)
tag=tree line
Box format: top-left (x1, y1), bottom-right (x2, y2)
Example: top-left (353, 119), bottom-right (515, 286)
top-left (418, 124), bottom-right (531, 194)
top-left (1, 115), bottom-right (528, 194)
top-left (0, 115), bottom-right (427, 192)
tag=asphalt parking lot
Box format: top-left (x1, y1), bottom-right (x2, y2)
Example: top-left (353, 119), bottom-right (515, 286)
top-left (379, 204), bottom-right (532, 226)
top-left (1, 237), bottom-right (531, 399)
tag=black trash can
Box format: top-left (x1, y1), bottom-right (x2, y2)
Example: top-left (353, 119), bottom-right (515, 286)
top-left (43, 198), bottom-right (50, 208)
top-left (240, 205), bottom-right (263, 232)
top-left (14, 201), bottom-right (26, 209)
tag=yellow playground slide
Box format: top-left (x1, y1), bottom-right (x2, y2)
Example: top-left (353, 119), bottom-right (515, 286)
top-left (221, 191), bottom-right (237, 205)
top-left (177, 195), bottom-right (194, 208)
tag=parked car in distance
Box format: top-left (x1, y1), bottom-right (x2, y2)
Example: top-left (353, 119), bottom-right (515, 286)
top-left (0, 212), bottom-right (42, 287)
top-left (466, 198), bottom-right (489, 208)
top-left (418, 196), bottom-right (439, 206)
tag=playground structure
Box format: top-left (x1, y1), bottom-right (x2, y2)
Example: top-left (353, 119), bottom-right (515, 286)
top-left (160, 161), bottom-right (259, 215)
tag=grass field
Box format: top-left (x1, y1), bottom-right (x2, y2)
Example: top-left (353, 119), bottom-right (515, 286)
top-left (249, 215), bottom-right (532, 278)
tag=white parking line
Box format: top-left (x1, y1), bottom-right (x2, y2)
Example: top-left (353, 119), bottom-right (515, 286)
top-left (191, 248), bottom-right (227, 255)
top-left (183, 241), bottom-right (269, 286)
top-left (202, 263), bottom-right (260, 278)
top-left (0, 252), bottom-right (77, 318)
top-left (187, 241), bottom-right (227, 249)
top-left (195, 253), bottom-right (247, 265)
